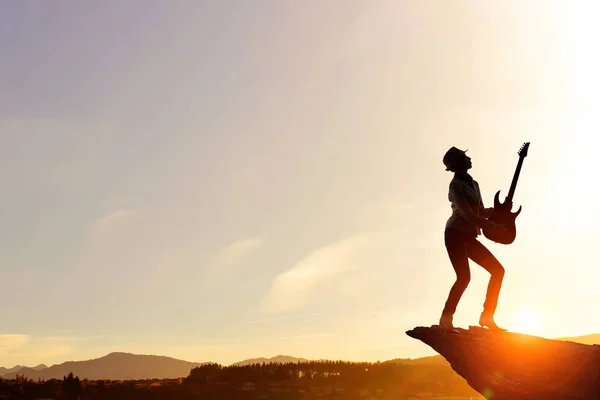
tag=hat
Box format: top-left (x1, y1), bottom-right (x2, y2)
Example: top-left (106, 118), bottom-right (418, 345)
top-left (443, 146), bottom-right (468, 171)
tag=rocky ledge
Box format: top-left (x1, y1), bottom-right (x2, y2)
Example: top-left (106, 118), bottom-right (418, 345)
top-left (406, 325), bottom-right (600, 400)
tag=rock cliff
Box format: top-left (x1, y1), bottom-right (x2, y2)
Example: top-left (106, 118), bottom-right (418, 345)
top-left (406, 325), bottom-right (600, 400)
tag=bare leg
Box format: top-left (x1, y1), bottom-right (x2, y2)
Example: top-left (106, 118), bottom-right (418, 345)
top-left (467, 239), bottom-right (506, 329)
top-left (441, 229), bottom-right (472, 324)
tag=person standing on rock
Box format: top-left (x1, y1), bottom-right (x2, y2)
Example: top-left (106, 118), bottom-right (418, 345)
top-left (439, 146), bottom-right (508, 332)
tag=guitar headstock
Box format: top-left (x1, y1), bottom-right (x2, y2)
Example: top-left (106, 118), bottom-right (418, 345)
top-left (518, 142), bottom-right (530, 158)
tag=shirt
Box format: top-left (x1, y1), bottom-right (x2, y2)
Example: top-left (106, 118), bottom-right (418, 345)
top-left (445, 173), bottom-right (489, 236)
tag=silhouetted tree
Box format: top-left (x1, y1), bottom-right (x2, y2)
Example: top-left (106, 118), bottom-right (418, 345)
top-left (62, 372), bottom-right (85, 400)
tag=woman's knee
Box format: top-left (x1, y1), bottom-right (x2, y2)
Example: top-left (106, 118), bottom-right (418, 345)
top-left (456, 273), bottom-right (471, 288)
top-left (481, 255), bottom-right (505, 279)
top-left (494, 264), bottom-right (505, 279)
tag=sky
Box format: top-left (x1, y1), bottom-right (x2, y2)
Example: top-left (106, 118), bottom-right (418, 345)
top-left (2, 0), bottom-right (600, 367)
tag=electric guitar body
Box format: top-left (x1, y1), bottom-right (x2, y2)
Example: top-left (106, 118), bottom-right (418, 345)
top-left (482, 142), bottom-right (530, 245)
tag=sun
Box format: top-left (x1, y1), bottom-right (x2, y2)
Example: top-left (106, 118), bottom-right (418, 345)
top-left (515, 309), bottom-right (541, 334)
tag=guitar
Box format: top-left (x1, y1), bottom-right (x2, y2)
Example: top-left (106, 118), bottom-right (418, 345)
top-left (482, 142), bottom-right (530, 245)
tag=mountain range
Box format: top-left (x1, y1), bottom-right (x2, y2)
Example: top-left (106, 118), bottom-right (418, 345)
top-left (1, 352), bottom-right (209, 381)
top-left (3, 332), bottom-right (599, 381)
top-left (0, 364), bottom-right (47, 376)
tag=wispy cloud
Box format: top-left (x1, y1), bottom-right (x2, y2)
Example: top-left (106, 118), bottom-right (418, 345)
top-left (246, 312), bottom-right (327, 324)
top-left (213, 237), bottom-right (262, 268)
top-left (360, 200), bottom-right (445, 231)
top-left (259, 233), bottom-right (385, 313)
top-left (37, 335), bottom-right (106, 343)
top-left (90, 208), bottom-right (136, 235)
top-left (83, 208), bottom-right (140, 257)
top-left (203, 237), bottom-right (263, 281)
top-left (66, 207), bottom-right (143, 288)
top-left (279, 333), bottom-right (335, 340)
top-left (0, 334), bottom-right (30, 356)
top-left (360, 201), bottom-right (414, 220)
top-left (0, 334), bottom-right (90, 366)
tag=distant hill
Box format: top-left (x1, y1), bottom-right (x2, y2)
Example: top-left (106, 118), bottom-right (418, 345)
top-left (232, 355), bottom-right (309, 366)
top-left (385, 354), bottom-right (449, 366)
top-left (554, 333), bottom-right (600, 345)
top-left (2, 352), bottom-right (208, 380)
top-left (0, 364), bottom-right (47, 376)
top-left (3, 332), bottom-right (600, 381)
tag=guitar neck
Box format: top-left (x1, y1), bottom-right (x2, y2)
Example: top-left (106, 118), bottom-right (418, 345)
top-left (506, 157), bottom-right (524, 202)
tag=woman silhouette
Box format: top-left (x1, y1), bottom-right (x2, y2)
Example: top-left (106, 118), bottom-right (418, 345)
top-left (440, 147), bottom-right (508, 332)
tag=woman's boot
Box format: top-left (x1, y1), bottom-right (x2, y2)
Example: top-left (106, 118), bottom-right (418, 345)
top-left (478, 312), bottom-right (507, 332)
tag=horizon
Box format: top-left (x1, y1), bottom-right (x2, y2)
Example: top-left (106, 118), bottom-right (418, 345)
top-left (0, 351), bottom-right (417, 371)
top-left (1, 350), bottom-right (430, 370)
top-left (5, 328), bottom-right (600, 369)
top-left (0, 351), bottom-right (402, 370)
top-left (3, 1), bottom-right (600, 367)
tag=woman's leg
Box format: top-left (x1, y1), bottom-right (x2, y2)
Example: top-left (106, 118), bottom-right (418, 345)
top-left (467, 239), bottom-right (506, 329)
top-left (441, 229), bottom-right (472, 323)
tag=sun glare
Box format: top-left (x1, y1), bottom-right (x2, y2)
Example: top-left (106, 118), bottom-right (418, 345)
top-left (515, 309), bottom-right (541, 334)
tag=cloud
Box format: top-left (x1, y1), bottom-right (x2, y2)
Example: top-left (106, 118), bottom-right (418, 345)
top-left (65, 208), bottom-right (143, 289)
top-left (0, 334), bottom-right (31, 356)
top-left (0, 334), bottom-right (87, 366)
top-left (259, 233), bottom-right (385, 313)
top-left (212, 237), bottom-right (262, 268)
top-left (37, 335), bottom-right (106, 343)
top-left (82, 208), bottom-right (140, 259)
top-left (360, 201), bottom-right (414, 221)
top-left (90, 208), bottom-right (136, 235)
top-left (359, 200), bottom-right (447, 233)
top-left (203, 237), bottom-right (263, 281)
top-left (279, 333), bottom-right (335, 340)
top-left (246, 312), bottom-right (326, 324)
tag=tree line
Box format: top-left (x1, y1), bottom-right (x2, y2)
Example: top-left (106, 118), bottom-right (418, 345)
top-left (0, 360), bottom-right (481, 399)
top-left (184, 360), bottom-right (477, 395)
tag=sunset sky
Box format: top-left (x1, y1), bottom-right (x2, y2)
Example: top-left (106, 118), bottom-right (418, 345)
top-left (2, 1), bottom-right (600, 367)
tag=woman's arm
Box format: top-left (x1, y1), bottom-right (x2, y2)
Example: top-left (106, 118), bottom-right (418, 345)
top-left (474, 182), bottom-right (493, 218)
